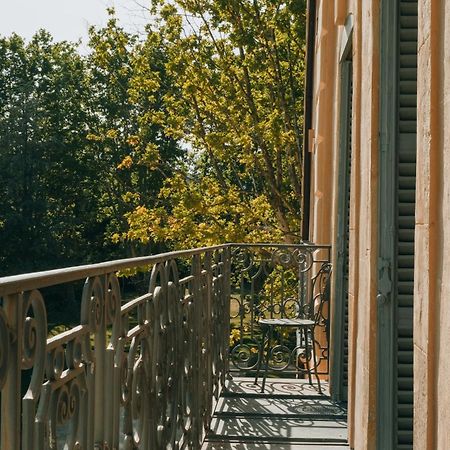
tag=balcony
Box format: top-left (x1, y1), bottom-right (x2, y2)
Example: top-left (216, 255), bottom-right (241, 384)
top-left (0, 243), bottom-right (348, 449)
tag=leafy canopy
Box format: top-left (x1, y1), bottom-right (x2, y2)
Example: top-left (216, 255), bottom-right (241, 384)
top-left (124, 0), bottom-right (307, 248)
top-left (0, 1), bottom-right (307, 277)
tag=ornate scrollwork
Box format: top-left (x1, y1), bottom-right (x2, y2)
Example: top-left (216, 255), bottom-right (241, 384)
top-left (136, 259), bottom-right (187, 449)
top-left (81, 276), bottom-right (104, 333)
top-left (231, 342), bottom-right (260, 370)
top-left (48, 378), bottom-right (83, 449)
top-left (46, 346), bottom-right (65, 380)
top-left (232, 247), bottom-right (254, 273)
top-left (282, 297), bottom-right (301, 319)
top-left (272, 248), bottom-right (297, 269)
top-left (230, 245), bottom-right (331, 376)
top-left (66, 337), bottom-right (83, 370)
top-left (106, 273), bottom-right (121, 330)
top-left (268, 344), bottom-right (291, 371)
top-left (21, 290), bottom-right (48, 450)
top-left (295, 249), bottom-right (314, 273)
top-left (125, 334), bottom-right (150, 448)
top-left (22, 290), bottom-right (47, 372)
top-left (0, 245), bottom-right (233, 448)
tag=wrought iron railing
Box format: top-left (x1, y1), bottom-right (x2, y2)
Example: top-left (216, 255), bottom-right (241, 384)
top-left (0, 242), bottom-right (330, 449)
top-left (228, 243), bottom-right (331, 376)
top-left (0, 246), bottom-right (230, 450)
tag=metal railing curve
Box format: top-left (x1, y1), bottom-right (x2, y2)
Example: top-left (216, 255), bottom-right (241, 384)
top-left (0, 242), bottom-right (331, 449)
top-left (0, 245), bottom-right (230, 450)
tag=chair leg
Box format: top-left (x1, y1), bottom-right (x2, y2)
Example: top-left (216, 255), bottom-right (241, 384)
top-left (303, 328), bottom-right (312, 385)
top-left (310, 326), bottom-right (322, 394)
top-left (254, 326), bottom-right (268, 385)
top-left (260, 326), bottom-right (273, 393)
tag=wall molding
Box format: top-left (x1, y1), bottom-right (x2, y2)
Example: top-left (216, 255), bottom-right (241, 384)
top-left (339, 14), bottom-right (354, 63)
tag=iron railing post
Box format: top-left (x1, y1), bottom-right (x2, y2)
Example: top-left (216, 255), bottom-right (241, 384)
top-left (1, 294), bottom-right (22, 450)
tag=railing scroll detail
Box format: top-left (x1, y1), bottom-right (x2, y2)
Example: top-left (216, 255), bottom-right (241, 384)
top-left (0, 245), bottom-right (231, 450)
top-left (228, 244), bottom-right (332, 376)
top-left (0, 243), bottom-right (330, 448)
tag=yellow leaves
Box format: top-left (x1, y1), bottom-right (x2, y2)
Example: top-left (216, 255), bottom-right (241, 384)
top-left (147, 110), bottom-right (165, 126)
top-left (135, 205), bottom-right (149, 215)
top-left (229, 328), bottom-right (241, 347)
top-left (85, 0), bottom-right (306, 254)
top-left (125, 205), bottom-right (153, 244)
top-left (122, 166), bottom-right (284, 249)
top-left (160, 5), bottom-right (183, 40)
top-left (139, 143), bottom-right (160, 170)
top-left (158, 173), bottom-right (186, 198)
top-left (204, 132), bottom-right (226, 149)
top-left (117, 155), bottom-right (133, 170)
top-left (142, 78), bottom-right (160, 93)
top-left (238, 134), bottom-right (253, 152)
top-left (111, 233), bottom-right (121, 243)
top-left (160, 3), bottom-right (179, 21)
top-left (106, 129), bottom-right (118, 139)
top-left (126, 135), bottom-right (140, 147)
top-left (128, 77), bottom-right (159, 105)
top-left (86, 133), bottom-right (102, 142)
top-left (122, 191), bottom-right (140, 203)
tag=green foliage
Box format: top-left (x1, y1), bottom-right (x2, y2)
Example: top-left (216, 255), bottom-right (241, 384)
top-left (85, 12), bottom-right (182, 256)
top-left (0, 31), bottom-right (98, 273)
top-left (0, 1), bottom-right (307, 276)
top-left (124, 0), bottom-right (307, 248)
top-left (0, 16), bottom-right (181, 275)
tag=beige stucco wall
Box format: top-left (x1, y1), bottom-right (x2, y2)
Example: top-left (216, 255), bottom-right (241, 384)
top-left (309, 1), bottom-right (379, 449)
top-left (311, 1), bottom-right (450, 449)
top-left (348, 3), bottom-right (379, 449)
top-left (310, 0), bottom-right (337, 248)
top-left (415, 1), bottom-right (450, 448)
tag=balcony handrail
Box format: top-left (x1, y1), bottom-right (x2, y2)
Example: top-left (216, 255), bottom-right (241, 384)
top-left (0, 242), bottom-right (331, 450)
top-left (1, 245), bottom-right (233, 450)
top-left (229, 242), bottom-right (331, 248)
top-left (0, 242), bottom-right (330, 296)
top-left (0, 244), bottom-right (229, 296)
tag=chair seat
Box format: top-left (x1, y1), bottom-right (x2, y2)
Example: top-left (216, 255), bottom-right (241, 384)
top-left (259, 318), bottom-right (315, 327)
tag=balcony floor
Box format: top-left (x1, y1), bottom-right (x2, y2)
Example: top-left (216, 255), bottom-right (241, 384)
top-left (202, 378), bottom-right (349, 450)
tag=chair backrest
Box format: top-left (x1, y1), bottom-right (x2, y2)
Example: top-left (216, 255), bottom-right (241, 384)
top-left (293, 261), bottom-right (332, 323)
top-left (303, 262), bottom-right (332, 324)
top-left (311, 263), bottom-right (332, 335)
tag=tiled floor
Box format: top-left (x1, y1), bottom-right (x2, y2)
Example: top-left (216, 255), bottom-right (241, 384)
top-left (202, 378), bottom-right (350, 450)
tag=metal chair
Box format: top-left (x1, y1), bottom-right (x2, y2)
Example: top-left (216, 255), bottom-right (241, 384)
top-left (254, 263), bottom-right (332, 394)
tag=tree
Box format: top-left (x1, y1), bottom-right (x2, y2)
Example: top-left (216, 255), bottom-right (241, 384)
top-left (0, 1), bottom-right (307, 277)
top-left (125, 0), bottom-right (307, 249)
top-left (0, 31), bottom-right (98, 274)
top-left (86, 10), bottom-right (183, 256)
top-left (0, 16), bottom-right (183, 276)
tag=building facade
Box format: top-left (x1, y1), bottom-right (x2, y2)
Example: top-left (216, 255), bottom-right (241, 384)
top-left (304, 1), bottom-right (450, 449)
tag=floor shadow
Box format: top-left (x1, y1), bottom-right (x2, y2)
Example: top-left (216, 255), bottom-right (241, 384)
top-left (204, 378), bottom-right (349, 450)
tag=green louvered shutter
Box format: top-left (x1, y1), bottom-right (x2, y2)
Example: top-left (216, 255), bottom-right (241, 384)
top-left (332, 59), bottom-right (352, 402)
top-left (377, 1), bottom-right (416, 449)
top-left (396, 1), bottom-right (417, 447)
top-left (343, 73), bottom-right (352, 399)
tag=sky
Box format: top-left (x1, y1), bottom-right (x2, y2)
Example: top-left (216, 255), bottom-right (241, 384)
top-left (0, 0), bottom-right (149, 50)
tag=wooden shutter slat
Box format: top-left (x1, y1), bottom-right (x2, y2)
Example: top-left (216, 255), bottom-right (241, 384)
top-left (395, 1), bottom-right (417, 448)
